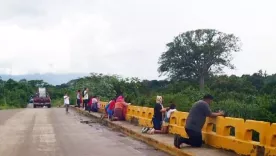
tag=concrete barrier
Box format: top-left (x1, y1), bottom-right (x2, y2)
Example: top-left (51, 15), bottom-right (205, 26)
top-left (97, 102), bottom-right (276, 156)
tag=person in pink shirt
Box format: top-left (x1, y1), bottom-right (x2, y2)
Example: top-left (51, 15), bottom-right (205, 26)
top-left (113, 96), bottom-right (130, 121)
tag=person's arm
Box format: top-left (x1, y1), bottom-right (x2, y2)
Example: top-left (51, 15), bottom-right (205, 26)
top-left (204, 105), bottom-right (224, 117)
top-left (122, 102), bottom-right (130, 106)
top-left (160, 108), bottom-right (168, 112)
top-left (169, 109), bottom-right (177, 114)
top-left (158, 105), bottom-right (167, 112)
top-left (208, 110), bottom-right (224, 117)
top-left (210, 111), bottom-right (224, 117)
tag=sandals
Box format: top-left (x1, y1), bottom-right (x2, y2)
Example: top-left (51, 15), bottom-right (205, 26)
top-left (141, 127), bottom-right (150, 133)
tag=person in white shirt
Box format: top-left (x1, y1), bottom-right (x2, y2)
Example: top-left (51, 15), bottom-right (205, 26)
top-left (83, 88), bottom-right (89, 110)
top-left (162, 103), bottom-right (177, 133)
top-left (64, 93), bottom-right (70, 112)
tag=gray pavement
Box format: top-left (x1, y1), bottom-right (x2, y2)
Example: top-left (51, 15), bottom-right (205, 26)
top-left (0, 107), bottom-right (169, 156)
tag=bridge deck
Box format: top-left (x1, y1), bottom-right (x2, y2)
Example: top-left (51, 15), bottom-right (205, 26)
top-left (85, 109), bottom-right (238, 156)
top-left (113, 121), bottom-right (237, 156)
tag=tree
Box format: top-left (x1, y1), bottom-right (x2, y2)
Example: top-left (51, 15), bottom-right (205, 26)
top-left (158, 29), bottom-right (241, 91)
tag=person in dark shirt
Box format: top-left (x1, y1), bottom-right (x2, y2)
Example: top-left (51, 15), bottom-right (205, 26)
top-left (174, 94), bottom-right (224, 148)
top-left (148, 96), bottom-right (168, 134)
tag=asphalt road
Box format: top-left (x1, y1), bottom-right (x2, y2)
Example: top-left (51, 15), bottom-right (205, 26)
top-left (0, 106), bottom-right (169, 156)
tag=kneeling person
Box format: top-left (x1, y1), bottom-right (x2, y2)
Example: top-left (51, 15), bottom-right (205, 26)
top-left (174, 94), bottom-right (224, 148)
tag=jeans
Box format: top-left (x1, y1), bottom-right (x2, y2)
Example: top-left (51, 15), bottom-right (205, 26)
top-left (77, 99), bottom-right (81, 107)
top-left (83, 99), bottom-right (88, 110)
top-left (107, 109), bottom-right (113, 118)
top-left (179, 128), bottom-right (203, 147)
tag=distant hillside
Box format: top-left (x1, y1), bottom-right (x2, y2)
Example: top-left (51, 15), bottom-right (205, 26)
top-left (0, 73), bottom-right (88, 85)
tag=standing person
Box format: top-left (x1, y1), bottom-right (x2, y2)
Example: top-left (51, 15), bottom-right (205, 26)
top-left (82, 88), bottom-right (89, 110)
top-left (64, 93), bottom-right (70, 113)
top-left (174, 94), bottom-right (225, 148)
top-left (148, 96), bottom-right (168, 134)
top-left (80, 94), bottom-right (83, 108)
top-left (76, 90), bottom-right (81, 108)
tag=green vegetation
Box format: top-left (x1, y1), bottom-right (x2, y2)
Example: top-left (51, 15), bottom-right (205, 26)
top-left (0, 29), bottom-right (275, 124)
top-left (0, 78), bottom-right (68, 109)
top-left (158, 29), bottom-right (241, 91)
top-left (64, 71), bottom-right (276, 123)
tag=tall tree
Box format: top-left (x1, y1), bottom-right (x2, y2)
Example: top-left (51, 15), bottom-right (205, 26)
top-left (158, 29), bottom-right (241, 91)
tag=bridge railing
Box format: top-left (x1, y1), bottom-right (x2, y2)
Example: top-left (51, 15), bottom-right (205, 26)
top-left (99, 102), bottom-right (276, 156)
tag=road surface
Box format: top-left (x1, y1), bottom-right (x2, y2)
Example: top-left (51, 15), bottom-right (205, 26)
top-left (0, 106), bottom-right (169, 156)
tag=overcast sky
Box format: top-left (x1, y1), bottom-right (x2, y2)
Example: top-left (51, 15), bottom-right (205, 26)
top-left (0, 0), bottom-right (275, 80)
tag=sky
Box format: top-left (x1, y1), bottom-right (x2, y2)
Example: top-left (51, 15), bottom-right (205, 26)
top-left (0, 0), bottom-right (275, 80)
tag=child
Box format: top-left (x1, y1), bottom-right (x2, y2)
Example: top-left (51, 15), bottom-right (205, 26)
top-left (162, 103), bottom-right (177, 134)
top-left (103, 101), bottom-right (111, 119)
top-left (107, 98), bottom-right (116, 120)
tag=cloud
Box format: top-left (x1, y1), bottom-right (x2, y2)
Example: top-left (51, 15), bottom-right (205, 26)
top-left (0, 0), bottom-right (276, 80)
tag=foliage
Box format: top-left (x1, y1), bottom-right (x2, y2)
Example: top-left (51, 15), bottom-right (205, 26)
top-left (1, 71), bottom-right (276, 123)
top-left (1, 28), bottom-right (276, 125)
top-left (62, 71), bottom-right (276, 123)
top-left (158, 29), bottom-right (241, 91)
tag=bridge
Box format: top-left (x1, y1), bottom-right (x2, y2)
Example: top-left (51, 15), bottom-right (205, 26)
top-left (0, 103), bottom-right (275, 156)
top-left (96, 102), bottom-right (276, 156)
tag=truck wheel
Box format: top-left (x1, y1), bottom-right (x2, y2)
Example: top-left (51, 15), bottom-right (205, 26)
top-left (48, 105), bottom-right (51, 108)
top-left (33, 105), bottom-right (36, 108)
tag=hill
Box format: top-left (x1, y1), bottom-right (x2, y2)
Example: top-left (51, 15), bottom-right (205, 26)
top-left (0, 73), bottom-right (88, 85)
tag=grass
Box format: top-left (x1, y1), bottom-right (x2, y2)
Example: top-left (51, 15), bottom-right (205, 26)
top-left (51, 99), bottom-right (64, 107)
top-left (0, 104), bottom-right (18, 110)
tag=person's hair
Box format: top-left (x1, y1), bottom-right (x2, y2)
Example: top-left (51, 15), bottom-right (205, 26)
top-left (169, 103), bottom-right (176, 109)
top-left (156, 96), bottom-right (162, 104)
top-left (203, 94), bottom-right (214, 100)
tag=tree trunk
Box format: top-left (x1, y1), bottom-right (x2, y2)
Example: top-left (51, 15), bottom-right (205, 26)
top-left (199, 75), bottom-right (205, 92)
